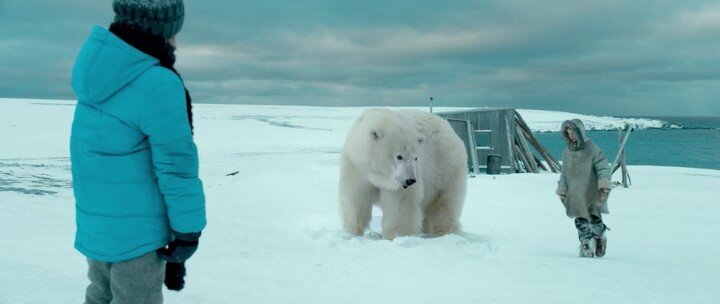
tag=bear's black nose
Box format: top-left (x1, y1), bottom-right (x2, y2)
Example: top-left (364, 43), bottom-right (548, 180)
top-left (405, 179), bottom-right (416, 187)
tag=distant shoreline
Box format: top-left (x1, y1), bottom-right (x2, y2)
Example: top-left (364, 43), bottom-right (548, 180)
top-left (2, 97), bottom-right (718, 132)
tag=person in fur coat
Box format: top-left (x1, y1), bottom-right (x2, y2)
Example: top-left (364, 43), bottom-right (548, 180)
top-left (556, 119), bottom-right (612, 258)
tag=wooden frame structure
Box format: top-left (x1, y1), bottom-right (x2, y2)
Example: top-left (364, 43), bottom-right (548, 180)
top-left (612, 124), bottom-right (633, 188)
top-left (438, 108), bottom-right (561, 174)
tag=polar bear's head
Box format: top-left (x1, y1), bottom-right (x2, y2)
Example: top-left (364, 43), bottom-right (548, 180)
top-left (344, 109), bottom-right (425, 190)
top-left (368, 129), bottom-right (424, 189)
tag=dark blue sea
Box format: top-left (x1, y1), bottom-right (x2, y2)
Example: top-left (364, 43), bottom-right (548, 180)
top-left (534, 117), bottom-right (720, 170)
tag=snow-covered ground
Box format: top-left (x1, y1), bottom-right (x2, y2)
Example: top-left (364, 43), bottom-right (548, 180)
top-left (1, 98), bottom-right (717, 304)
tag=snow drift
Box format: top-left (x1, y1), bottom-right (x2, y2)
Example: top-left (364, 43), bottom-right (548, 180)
top-left (0, 98), bottom-right (717, 304)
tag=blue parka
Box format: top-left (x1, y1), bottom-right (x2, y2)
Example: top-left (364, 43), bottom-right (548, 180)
top-left (70, 26), bottom-right (206, 262)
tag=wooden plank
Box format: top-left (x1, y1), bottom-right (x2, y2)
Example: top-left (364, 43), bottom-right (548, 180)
top-left (515, 126), bottom-right (539, 173)
top-left (514, 144), bottom-right (529, 173)
top-left (514, 111), bottom-right (561, 173)
top-left (514, 111), bottom-right (534, 140)
top-left (611, 124), bottom-right (633, 170)
top-left (518, 125), bottom-right (559, 173)
top-left (446, 118), bottom-right (478, 174)
top-left (613, 128), bottom-right (623, 174)
top-left (466, 119), bottom-right (481, 175)
top-left (516, 158), bottom-right (525, 173)
top-left (621, 150), bottom-right (629, 188)
top-left (609, 124), bottom-right (632, 187)
top-left (534, 155), bottom-right (548, 171)
top-left (505, 110), bottom-right (516, 173)
top-left (624, 162), bottom-right (632, 186)
top-left (515, 119), bottom-right (559, 172)
top-left (619, 126), bottom-right (631, 188)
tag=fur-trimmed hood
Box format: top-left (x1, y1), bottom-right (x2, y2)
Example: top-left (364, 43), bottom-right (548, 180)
top-left (561, 119), bottom-right (590, 151)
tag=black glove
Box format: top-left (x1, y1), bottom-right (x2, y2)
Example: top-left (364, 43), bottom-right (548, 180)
top-left (158, 231), bottom-right (201, 263)
top-left (164, 262), bottom-right (187, 291)
top-left (157, 231), bottom-right (201, 292)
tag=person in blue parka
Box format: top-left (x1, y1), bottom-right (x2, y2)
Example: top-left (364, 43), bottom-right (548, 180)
top-left (70, 1), bottom-right (205, 303)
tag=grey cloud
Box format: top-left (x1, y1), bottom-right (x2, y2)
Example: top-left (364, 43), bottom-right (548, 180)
top-left (0, 0), bottom-right (718, 115)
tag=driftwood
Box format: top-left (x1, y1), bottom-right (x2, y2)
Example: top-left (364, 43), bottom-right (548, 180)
top-left (504, 113), bottom-right (515, 173)
top-left (612, 124), bottom-right (633, 172)
top-left (621, 155), bottom-right (629, 187)
top-left (534, 155), bottom-right (548, 171)
top-left (516, 118), bottom-right (561, 173)
top-left (511, 111), bottom-right (563, 174)
top-left (513, 144), bottom-right (529, 173)
top-left (612, 124), bottom-right (633, 188)
top-left (515, 112), bottom-right (562, 172)
top-left (623, 162), bottom-right (632, 186)
top-left (515, 125), bottom-right (539, 173)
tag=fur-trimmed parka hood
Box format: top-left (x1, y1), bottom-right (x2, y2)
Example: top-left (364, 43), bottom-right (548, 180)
top-left (561, 119), bottom-right (590, 151)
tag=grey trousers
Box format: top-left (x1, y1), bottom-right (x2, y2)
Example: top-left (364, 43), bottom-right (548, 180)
top-left (85, 252), bottom-right (165, 304)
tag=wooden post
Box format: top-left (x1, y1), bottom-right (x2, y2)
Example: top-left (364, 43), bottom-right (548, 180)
top-left (624, 163), bottom-right (632, 186)
top-left (515, 111), bottom-right (562, 173)
top-left (465, 120), bottom-right (480, 175)
top-left (514, 157), bottom-right (524, 173)
top-left (517, 124), bottom-right (559, 173)
top-left (505, 111), bottom-right (516, 173)
top-left (516, 126), bottom-right (539, 173)
top-left (516, 156), bottom-right (526, 173)
top-left (534, 155), bottom-right (548, 171)
top-left (514, 141), bottom-right (531, 173)
top-left (612, 124), bottom-right (633, 188)
top-left (612, 124), bottom-right (633, 172)
top-left (514, 152), bottom-right (525, 173)
top-left (621, 149), bottom-right (629, 188)
top-left (615, 127), bottom-right (622, 174)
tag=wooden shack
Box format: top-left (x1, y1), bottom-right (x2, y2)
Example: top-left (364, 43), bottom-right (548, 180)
top-left (438, 108), bottom-right (516, 174)
top-left (437, 108), bottom-right (561, 174)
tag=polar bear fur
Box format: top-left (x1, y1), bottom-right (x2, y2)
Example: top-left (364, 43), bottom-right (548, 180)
top-left (339, 108), bottom-right (467, 240)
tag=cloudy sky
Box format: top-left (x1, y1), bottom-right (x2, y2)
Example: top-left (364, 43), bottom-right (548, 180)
top-left (1, 0), bottom-right (718, 115)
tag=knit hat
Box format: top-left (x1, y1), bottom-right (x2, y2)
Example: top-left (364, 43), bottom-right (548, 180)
top-left (112, 0), bottom-right (184, 39)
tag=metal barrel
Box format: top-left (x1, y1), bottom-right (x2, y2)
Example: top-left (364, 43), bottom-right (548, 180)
top-left (486, 154), bottom-right (502, 175)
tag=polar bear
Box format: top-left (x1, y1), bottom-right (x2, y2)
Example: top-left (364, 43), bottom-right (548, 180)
top-left (339, 108), bottom-right (468, 240)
